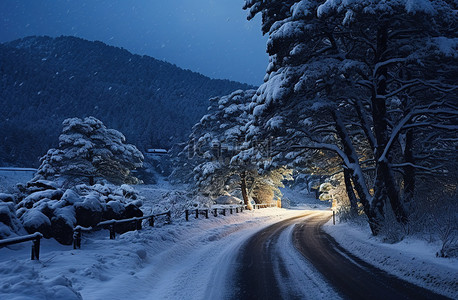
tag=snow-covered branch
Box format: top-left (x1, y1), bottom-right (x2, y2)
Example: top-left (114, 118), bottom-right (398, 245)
top-left (373, 58), bottom-right (407, 78)
top-left (391, 162), bottom-right (443, 173)
top-left (379, 108), bottom-right (458, 162)
top-left (292, 143), bottom-right (351, 167)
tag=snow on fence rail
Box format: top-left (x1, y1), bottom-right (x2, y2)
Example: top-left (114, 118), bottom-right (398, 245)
top-left (0, 232), bottom-right (43, 260)
top-left (252, 203), bottom-right (277, 209)
top-left (185, 205), bottom-right (246, 221)
top-left (73, 211), bottom-right (171, 249)
top-left (184, 203), bottom-right (277, 221)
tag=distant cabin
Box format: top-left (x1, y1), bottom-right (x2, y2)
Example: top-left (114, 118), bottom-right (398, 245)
top-left (144, 149), bottom-right (168, 160)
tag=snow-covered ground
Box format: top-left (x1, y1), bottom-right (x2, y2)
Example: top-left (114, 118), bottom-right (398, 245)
top-left (324, 220), bottom-right (458, 299)
top-left (0, 183), bottom-right (327, 300)
top-left (0, 169), bottom-right (35, 193)
top-left (1, 177), bottom-right (456, 299)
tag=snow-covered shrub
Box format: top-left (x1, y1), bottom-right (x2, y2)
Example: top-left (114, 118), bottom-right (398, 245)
top-left (74, 194), bottom-right (103, 228)
top-left (17, 189), bottom-right (64, 209)
top-left (50, 206), bottom-right (77, 245)
top-left (379, 203), bottom-right (406, 244)
top-left (0, 193), bottom-right (15, 203)
top-left (428, 196), bottom-right (458, 258)
top-left (156, 190), bottom-right (197, 219)
top-left (14, 182), bottom-right (144, 244)
top-left (20, 209), bottom-right (53, 239)
top-left (0, 202), bottom-right (26, 239)
top-left (214, 195), bottom-right (242, 205)
top-left (337, 206), bottom-right (367, 226)
top-left (71, 184), bottom-right (144, 232)
top-left (281, 196), bottom-right (291, 208)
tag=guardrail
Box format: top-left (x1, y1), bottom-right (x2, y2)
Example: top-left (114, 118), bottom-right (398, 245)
top-left (73, 211), bottom-right (171, 249)
top-left (0, 232), bottom-right (43, 260)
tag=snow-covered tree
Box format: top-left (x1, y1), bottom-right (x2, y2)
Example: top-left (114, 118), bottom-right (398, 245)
top-left (244, 0), bottom-right (458, 234)
top-left (34, 117), bottom-right (144, 186)
top-left (174, 90), bottom-right (292, 208)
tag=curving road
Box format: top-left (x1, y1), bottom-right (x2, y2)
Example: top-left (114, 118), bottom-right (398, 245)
top-left (231, 210), bottom-right (450, 300)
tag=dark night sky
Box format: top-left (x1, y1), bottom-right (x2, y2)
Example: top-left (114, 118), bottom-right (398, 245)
top-left (0, 0), bottom-right (268, 86)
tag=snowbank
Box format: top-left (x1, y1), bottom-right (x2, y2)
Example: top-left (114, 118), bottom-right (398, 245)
top-left (324, 221), bottom-right (458, 299)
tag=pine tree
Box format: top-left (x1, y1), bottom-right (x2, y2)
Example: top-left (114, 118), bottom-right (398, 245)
top-left (34, 117), bottom-right (144, 186)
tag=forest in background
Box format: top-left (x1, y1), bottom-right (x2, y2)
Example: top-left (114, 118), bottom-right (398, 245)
top-left (0, 35), bottom-right (252, 167)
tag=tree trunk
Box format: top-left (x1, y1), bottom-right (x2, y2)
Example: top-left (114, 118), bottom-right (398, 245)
top-left (331, 110), bottom-right (381, 234)
top-left (401, 90), bottom-right (415, 209)
top-left (380, 161), bottom-right (408, 223)
top-left (343, 168), bottom-right (358, 215)
top-left (240, 172), bottom-right (252, 209)
top-left (370, 25), bottom-right (408, 225)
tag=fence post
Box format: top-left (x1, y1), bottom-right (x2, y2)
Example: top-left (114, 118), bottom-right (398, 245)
top-left (31, 236), bottom-right (40, 260)
top-left (213, 208), bottom-right (218, 217)
top-left (230, 208), bottom-right (233, 214)
top-left (135, 218), bottom-right (142, 231)
top-left (205, 209), bottom-right (209, 219)
top-left (195, 209), bottom-right (199, 219)
top-left (185, 210), bottom-right (189, 221)
top-left (333, 210), bottom-right (336, 225)
top-left (73, 228), bottom-right (81, 249)
top-left (221, 208), bottom-right (226, 216)
top-left (149, 216), bottom-right (155, 227)
top-left (166, 211), bottom-right (171, 224)
top-left (109, 224), bottom-right (116, 239)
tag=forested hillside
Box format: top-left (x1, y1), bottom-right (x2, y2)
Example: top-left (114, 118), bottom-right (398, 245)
top-left (0, 36), bottom-right (253, 167)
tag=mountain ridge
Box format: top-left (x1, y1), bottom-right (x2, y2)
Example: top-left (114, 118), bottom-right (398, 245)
top-left (0, 35), bottom-right (254, 166)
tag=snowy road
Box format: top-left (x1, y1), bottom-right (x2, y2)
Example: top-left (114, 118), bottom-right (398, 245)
top-left (292, 213), bottom-right (452, 300)
top-left (231, 211), bottom-right (340, 299)
top-left (1, 207), bottom-right (454, 300)
top-left (230, 211), bottom-right (451, 300)
top-left (81, 209), bottom-right (451, 300)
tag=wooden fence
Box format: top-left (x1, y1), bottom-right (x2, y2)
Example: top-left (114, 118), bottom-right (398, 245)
top-left (184, 203), bottom-right (277, 221)
top-left (0, 232), bottom-right (43, 260)
top-left (184, 205), bottom-right (247, 221)
top-left (1, 202), bottom-right (279, 259)
top-left (73, 211), bottom-right (171, 249)
top-left (252, 203), bottom-right (277, 209)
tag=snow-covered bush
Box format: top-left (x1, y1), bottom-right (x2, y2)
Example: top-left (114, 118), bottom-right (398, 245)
top-left (157, 190), bottom-right (194, 219)
top-left (149, 191), bottom-right (215, 220)
top-left (214, 195), bottom-right (242, 205)
top-left (33, 117), bottom-right (143, 187)
top-left (0, 193), bottom-right (15, 203)
top-left (0, 202), bottom-right (26, 239)
top-left (14, 183), bottom-right (144, 245)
